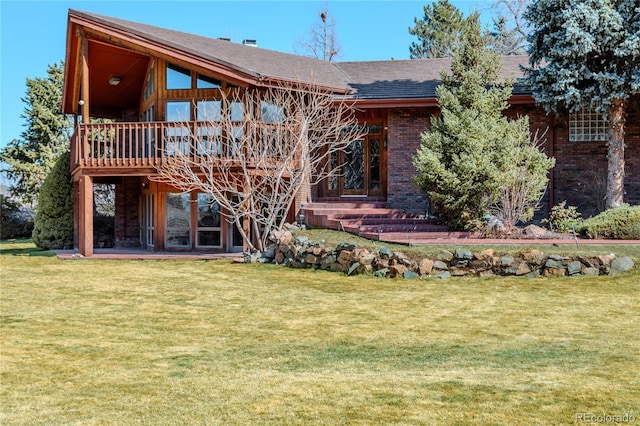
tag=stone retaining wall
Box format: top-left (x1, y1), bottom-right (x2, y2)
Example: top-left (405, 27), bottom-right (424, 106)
top-left (256, 234), bottom-right (634, 279)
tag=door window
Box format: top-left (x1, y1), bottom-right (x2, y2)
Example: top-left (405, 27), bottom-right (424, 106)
top-left (165, 193), bottom-right (191, 248)
top-left (196, 193), bottom-right (222, 248)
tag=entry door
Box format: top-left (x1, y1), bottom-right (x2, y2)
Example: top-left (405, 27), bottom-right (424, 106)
top-left (339, 125), bottom-right (383, 197)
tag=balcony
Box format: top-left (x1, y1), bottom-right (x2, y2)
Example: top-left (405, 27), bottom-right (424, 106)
top-left (70, 121), bottom-right (298, 176)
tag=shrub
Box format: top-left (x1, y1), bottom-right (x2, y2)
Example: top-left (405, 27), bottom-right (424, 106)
top-left (32, 152), bottom-right (74, 249)
top-left (542, 201), bottom-right (583, 233)
top-left (579, 205), bottom-right (640, 240)
top-left (0, 195), bottom-right (34, 239)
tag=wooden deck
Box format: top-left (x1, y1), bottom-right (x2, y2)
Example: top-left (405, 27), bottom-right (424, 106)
top-left (70, 121), bottom-right (299, 175)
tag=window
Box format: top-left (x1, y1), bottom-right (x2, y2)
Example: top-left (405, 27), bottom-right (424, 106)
top-left (166, 101), bottom-right (191, 122)
top-left (165, 101), bottom-right (191, 156)
top-left (260, 101), bottom-right (285, 123)
top-left (230, 101), bottom-right (244, 121)
top-left (165, 193), bottom-right (191, 248)
top-left (141, 105), bottom-right (156, 158)
top-left (166, 63), bottom-right (192, 90)
top-left (141, 193), bottom-right (154, 248)
top-left (569, 107), bottom-right (608, 142)
top-left (328, 151), bottom-right (338, 191)
top-left (197, 100), bottom-right (222, 121)
top-left (229, 101), bottom-right (245, 156)
top-left (143, 60), bottom-right (155, 100)
top-left (196, 193), bottom-right (222, 247)
top-left (195, 101), bottom-right (222, 155)
top-left (197, 74), bottom-right (221, 89)
top-left (142, 105), bottom-right (155, 122)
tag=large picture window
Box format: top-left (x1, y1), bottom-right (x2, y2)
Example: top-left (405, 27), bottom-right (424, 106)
top-left (569, 107), bottom-right (608, 142)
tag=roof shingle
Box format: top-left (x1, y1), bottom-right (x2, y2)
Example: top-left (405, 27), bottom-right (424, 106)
top-left (70, 9), bottom-right (531, 100)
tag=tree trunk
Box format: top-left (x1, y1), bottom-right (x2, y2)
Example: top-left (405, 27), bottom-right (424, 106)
top-left (605, 98), bottom-right (626, 210)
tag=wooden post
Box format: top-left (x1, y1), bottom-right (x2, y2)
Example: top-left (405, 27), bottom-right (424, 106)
top-left (81, 36), bottom-right (90, 122)
top-left (73, 180), bottom-right (79, 249)
top-left (78, 175), bottom-right (94, 256)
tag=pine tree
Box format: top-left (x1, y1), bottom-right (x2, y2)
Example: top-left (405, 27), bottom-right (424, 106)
top-left (413, 15), bottom-right (554, 230)
top-left (408, 0), bottom-right (469, 58)
top-left (523, 0), bottom-right (640, 209)
top-left (32, 151), bottom-right (74, 250)
top-left (0, 62), bottom-right (72, 207)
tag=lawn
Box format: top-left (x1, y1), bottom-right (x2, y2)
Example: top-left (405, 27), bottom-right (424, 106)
top-left (1, 239), bottom-right (639, 425)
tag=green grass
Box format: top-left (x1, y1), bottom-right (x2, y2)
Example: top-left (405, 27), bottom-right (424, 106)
top-left (1, 239), bottom-right (639, 425)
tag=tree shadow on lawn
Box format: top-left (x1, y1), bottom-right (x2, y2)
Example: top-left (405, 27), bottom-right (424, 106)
top-left (0, 239), bottom-right (55, 257)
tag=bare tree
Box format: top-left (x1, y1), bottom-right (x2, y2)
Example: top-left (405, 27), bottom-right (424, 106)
top-left (487, 127), bottom-right (554, 233)
top-left (151, 83), bottom-right (365, 252)
top-left (488, 0), bottom-right (530, 55)
top-left (295, 3), bottom-right (340, 61)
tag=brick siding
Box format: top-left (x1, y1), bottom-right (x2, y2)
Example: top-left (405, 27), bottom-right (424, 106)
top-left (386, 107), bottom-right (435, 215)
top-left (383, 97), bottom-right (640, 219)
top-left (114, 177), bottom-right (141, 248)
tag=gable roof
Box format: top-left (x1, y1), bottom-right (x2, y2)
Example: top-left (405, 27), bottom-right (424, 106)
top-left (68, 9), bottom-right (352, 91)
top-left (66, 9), bottom-right (532, 110)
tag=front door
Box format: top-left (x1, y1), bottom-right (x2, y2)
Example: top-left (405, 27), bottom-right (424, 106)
top-left (337, 124), bottom-right (384, 197)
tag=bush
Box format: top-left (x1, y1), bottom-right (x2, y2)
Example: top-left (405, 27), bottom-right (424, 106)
top-left (579, 205), bottom-right (640, 240)
top-left (32, 152), bottom-right (74, 249)
top-left (0, 195), bottom-right (34, 239)
top-left (542, 201), bottom-right (583, 233)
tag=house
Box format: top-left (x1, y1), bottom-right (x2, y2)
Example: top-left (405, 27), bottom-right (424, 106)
top-left (63, 9), bottom-right (639, 256)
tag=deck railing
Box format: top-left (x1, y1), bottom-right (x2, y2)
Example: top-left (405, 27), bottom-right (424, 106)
top-left (70, 121), bottom-right (297, 172)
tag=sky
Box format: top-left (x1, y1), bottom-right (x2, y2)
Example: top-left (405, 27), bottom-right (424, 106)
top-left (0, 0), bottom-right (490, 149)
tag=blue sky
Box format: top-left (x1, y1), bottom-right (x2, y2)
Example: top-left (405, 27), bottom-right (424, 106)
top-left (1, 0), bottom-right (489, 149)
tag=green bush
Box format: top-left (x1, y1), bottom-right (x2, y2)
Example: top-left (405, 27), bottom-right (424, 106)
top-left (542, 201), bottom-right (583, 233)
top-left (579, 205), bottom-right (640, 240)
top-left (32, 152), bottom-right (74, 249)
top-left (0, 195), bottom-right (34, 239)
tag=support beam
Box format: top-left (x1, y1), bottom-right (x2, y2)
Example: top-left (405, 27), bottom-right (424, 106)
top-left (81, 36), bottom-right (90, 122)
top-left (78, 175), bottom-right (94, 256)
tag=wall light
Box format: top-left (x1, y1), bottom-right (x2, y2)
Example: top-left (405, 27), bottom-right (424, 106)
top-left (108, 76), bottom-right (121, 86)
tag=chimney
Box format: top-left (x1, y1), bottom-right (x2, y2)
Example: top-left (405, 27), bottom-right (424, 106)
top-left (242, 39), bottom-right (258, 47)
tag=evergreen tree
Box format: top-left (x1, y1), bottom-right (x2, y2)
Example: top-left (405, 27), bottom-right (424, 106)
top-left (32, 151), bottom-right (74, 250)
top-left (0, 62), bottom-right (72, 207)
top-left (408, 0), bottom-right (469, 58)
top-left (413, 15), bottom-right (554, 230)
top-left (523, 0), bottom-right (640, 209)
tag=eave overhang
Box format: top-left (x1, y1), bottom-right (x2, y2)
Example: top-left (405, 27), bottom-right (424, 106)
top-left (344, 93), bottom-right (535, 109)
